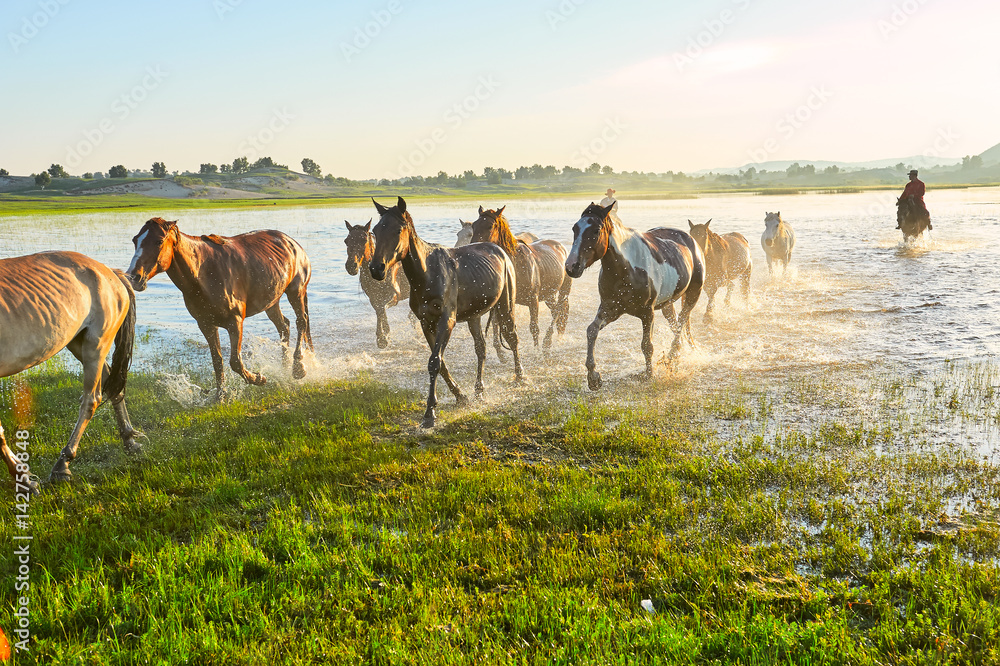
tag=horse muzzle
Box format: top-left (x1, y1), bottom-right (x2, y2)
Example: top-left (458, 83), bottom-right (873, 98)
top-left (345, 260), bottom-right (359, 276)
top-left (127, 273), bottom-right (148, 292)
top-left (565, 258), bottom-right (585, 279)
top-left (369, 263), bottom-right (387, 281)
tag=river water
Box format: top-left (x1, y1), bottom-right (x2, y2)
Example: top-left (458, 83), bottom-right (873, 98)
top-left (3, 188), bottom-right (1000, 453)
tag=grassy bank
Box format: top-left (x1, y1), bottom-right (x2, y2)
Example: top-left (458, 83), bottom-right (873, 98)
top-left (1, 366), bottom-right (999, 664)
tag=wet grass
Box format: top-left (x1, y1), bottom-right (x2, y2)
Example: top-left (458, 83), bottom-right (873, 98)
top-left (1, 365), bottom-right (999, 664)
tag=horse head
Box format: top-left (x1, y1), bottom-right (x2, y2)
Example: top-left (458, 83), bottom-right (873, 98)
top-left (370, 196), bottom-right (411, 281)
top-left (470, 205), bottom-right (517, 257)
top-left (455, 219), bottom-right (473, 247)
top-left (763, 211), bottom-right (782, 247)
top-left (687, 219), bottom-right (713, 253)
top-left (565, 202), bottom-right (616, 278)
top-left (344, 219), bottom-right (373, 276)
top-left (127, 217), bottom-right (179, 291)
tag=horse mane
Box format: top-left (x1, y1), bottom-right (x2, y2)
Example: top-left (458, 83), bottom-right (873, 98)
top-left (489, 210), bottom-right (520, 258)
top-left (201, 234), bottom-right (228, 245)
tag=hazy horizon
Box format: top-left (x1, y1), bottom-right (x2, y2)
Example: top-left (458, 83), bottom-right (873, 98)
top-left (1, 0), bottom-right (996, 180)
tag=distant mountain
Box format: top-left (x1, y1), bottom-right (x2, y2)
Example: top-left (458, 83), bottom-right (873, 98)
top-left (695, 154), bottom-right (964, 176)
top-left (977, 142), bottom-right (1000, 166)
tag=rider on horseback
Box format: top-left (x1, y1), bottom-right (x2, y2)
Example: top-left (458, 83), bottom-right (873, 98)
top-left (896, 169), bottom-right (932, 230)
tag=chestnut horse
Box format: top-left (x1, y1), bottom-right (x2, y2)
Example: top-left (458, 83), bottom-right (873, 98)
top-left (344, 219), bottom-right (410, 348)
top-left (369, 197), bottom-right (522, 428)
top-left (897, 196), bottom-right (931, 241)
top-left (126, 218), bottom-right (313, 398)
top-left (1, 252), bottom-right (140, 487)
top-left (565, 203), bottom-right (704, 390)
top-left (456, 219), bottom-right (537, 247)
top-left (687, 219), bottom-right (752, 322)
top-left (470, 206), bottom-right (572, 349)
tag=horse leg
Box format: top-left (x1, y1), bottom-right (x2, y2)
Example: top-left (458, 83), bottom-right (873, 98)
top-left (741, 269), bottom-right (751, 305)
top-left (422, 316), bottom-right (462, 427)
top-left (491, 315), bottom-right (507, 363)
top-left (468, 317), bottom-right (488, 396)
top-left (497, 307), bottom-right (524, 384)
top-left (286, 286), bottom-right (312, 380)
top-left (542, 296), bottom-right (558, 349)
top-left (640, 309), bottom-right (655, 381)
top-left (528, 298), bottom-right (540, 347)
top-left (585, 305), bottom-right (621, 391)
top-left (676, 288), bottom-right (700, 353)
top-left (703, 284), bottom-right (717, 324)
top-left (555, 278), bottom-right (572, 336)
top-left (265, 303), bottom-right (291, 368)
top-left (374, 304), bottom-right (390, 349)
top-left (1, 421), bottom-right (38, 495)
top-left (197, 321), bottom-right (227, 400)
top-left (225, 317), bottom-right (266, 386)
top-left (661, 302), bottom-right (679, 333)
top-left (49, 341), bottom-right (106, 481)
top-left (67, 338), bottom-right (142, 454)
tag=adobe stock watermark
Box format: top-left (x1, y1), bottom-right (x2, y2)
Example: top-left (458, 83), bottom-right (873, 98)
top-left (571, 118), bottom-right (628, 169)
top-left (64, 66), bottom-right (169, 169)
top-left (8, 0), bottom-right (72, 54)
top-left (341, 0), bottom-right (403, 62)
top-left (213, 0), bottom-right (244, 21)
top-left (877, 0), bottom-right (931, 40)
top-left (747, 85), bottom-right (834, 164)
top-left (238, 108), bottom-right (296, 162)
top-left (10, 424), bottom-right (33, 654)
top-left (387, 76), bottom-right (501, 180)
top-left (674, 0), bottom-right (753, 71)
top-left (546, 0), bottom-right (587, 31)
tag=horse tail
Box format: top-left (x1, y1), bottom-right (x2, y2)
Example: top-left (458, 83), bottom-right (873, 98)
top-left (105, 271), bottom-right (137, 399)
top-left (487, 258), bottom-right (517, 352)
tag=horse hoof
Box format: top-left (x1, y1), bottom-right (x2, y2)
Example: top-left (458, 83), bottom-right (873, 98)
top-left (421, 411), bottom-right (437, 429)
top-left (48, 469), bottom-right (72, 483)
top-left (292, 361), bottom-right (306, 380)
top-left (376, 337), bottom-right (389, 350)
top-left (588, 372), bottom-right (602, 391)
top-left (456, 395), bottom-right (471, 408)
top-left (514, 375), bottom-right (527, 387)
top-left (495, 353), bottom-right (508, 364)
top-left (250, 374), bottom-right (267, 386)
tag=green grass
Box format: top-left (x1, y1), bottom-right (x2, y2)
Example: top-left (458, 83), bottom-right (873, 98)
top-left (1, 366), bottom-right (999, 664)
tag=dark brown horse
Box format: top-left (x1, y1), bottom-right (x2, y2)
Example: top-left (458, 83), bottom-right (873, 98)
top-left (687, 219), bottom-right (752, 322)
top-left (897, 196), bottom-right (931, 241)
top-left (368, 197), bottom-right (522, 428)
top-left (470, 206), bottom-right (572, 349)
top-left (1, 252), bottom-right (139, 487)
top-left (565, 203), bottom-right (704, 390)
top-left (345, 219), bottom-right (410, 348)
top-left (126, 218), bottom-right (313, 398)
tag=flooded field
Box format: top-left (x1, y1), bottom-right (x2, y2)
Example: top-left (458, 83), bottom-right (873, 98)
top-left (3, 188), bottom-right (1000, 458)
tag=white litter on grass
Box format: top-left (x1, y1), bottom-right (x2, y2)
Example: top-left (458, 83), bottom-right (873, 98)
top-left (641, 599), bottom-right (655, 614)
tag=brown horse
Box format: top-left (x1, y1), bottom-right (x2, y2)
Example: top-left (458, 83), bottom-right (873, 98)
top-left (456, 219), bottom-right (537, 247)
top-left (565, 203), bottom-right (704, 390)
top-left (687, 219), bottom-right (752, 322)
top-left (470, 206), bottom-right (572, 350)
top-left (1, 252), bottom-right (140, 487)
top-left (897, 196), bottom-right (931, 241)
top-left (126, 217), bottom-right (313, 398)
top-left (369, 197), bottom-right (522, 428)
top-left (344, 219), bottom-right (410, 348)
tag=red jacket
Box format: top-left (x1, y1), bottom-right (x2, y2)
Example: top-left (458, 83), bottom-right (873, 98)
top-left (901, 178), bottom-right (925, 202)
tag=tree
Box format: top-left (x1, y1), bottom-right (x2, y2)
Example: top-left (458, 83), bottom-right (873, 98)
top-left (152, 162), bottom-right (167, 178)
top-left (562, 165), bottom-right (582, 175)
top-left (34, 172), bottom-right (51, 188)
top-left (586, 162), bottom-right (601, 174)
top-left (823, 165), bottom-right (840, 175)
top-left (200, 163), bottom-right (218, 175)
top-left (962, 155), bottom-right (984, 170)
top-left (251, 156), bottom-right (285, 170)
top-left (0, 168), bottom-right (8, 176)
top-left (232, 157), bottom-right (249, 174)
top-left (48, 164), bottom-right (68, 178)
top-left (743, 166), bottom-right (757, 180)
top-left (301, 158), bottom-right (322, 178)
top-left (601, 165), bottom-right (614, 175)
top-left (497, 168), bottom-right (513, 181)
top-left (82, 172), bottom-right (93, 179)
top-left (220, 163), bottom-right (232, 174)
top-left (515, 166), bottom-right (531, 180)
top-left (108, 165), bottom-right (128, 178)
top-left (463, 170), bottom-right (478, 181)
top-left (895, 162), bottom-right (906, 172)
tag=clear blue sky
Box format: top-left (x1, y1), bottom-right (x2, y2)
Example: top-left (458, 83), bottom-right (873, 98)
top-left (1, 0), bottom-right (996, 178)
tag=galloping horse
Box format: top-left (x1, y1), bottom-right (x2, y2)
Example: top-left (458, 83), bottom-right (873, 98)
top-left (1, 252), bottom-right (140, 487)
top-left (369, 197), bottom-right (522, 428)
top-left (565, 203), bottom-right (704, 390)
top-left (126, 218), bottom-right (313, 398)
top-left (897, 197), bottom-right (931, 241)
top-left (344, 219), bottom-right (410, 348)
top-left (761, 212), bottom-right (796, 276)
top-left (687, 219), bottom-right (752, 322)
top-left (470, 206), bottom-right (572, 349)
top-left (456, 219), bottom-right (537, 247)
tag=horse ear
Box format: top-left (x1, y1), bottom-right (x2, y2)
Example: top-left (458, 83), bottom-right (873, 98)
top-left (688, 220), bottom-right (694, 229)
top-left (776, 211), bottom-right (780, 217)
top-left (364, 220), bottom-right (371, 233)
top-left (706, 219), bottom-right (712, 227)
top-left (396, 196), bottom-right (407, 214)
top-left (461, 219), bottom-right (472, 228)
top-left (372, 197), bottom-right (388, 215)
top-left (478, 205), bottom-right (485, 215)
top-left (497, 205), bottom-right (506, 216)
top-left (603, 202), bottom-right (615, 217)
top-left (345, 220), bottom-right (352, 231)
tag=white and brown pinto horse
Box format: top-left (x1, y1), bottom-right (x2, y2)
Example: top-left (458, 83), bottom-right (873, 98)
top-left (761, 212), bottom-right (796, 277)
top-left (1, 252), bottom-right (140, 487)
top-left (565, 203), bottom-right (705, 390)
top-left (126, 218), bottom-right (313, 398)
top-left (369, 197), bottom-right (522, 428)
top-left (344, 219), bottom-right (410, 348)
top-left (687, 219), bottom-right (752, 322)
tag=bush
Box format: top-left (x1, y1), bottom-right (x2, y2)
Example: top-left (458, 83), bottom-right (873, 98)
top-left (108, 165), bottom-right (128, 179)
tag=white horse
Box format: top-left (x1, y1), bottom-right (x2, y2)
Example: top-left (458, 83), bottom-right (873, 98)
top-left (761, 212), bottom-right (796, 276)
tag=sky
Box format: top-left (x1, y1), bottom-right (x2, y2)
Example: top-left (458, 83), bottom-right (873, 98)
top-left (1, 0), bottom-right (997, 179)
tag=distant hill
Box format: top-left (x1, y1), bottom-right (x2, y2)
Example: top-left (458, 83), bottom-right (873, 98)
top-left (978, 142), bottom-right (1000, 166)
top-left (697, 154), bottom-right (963, 176)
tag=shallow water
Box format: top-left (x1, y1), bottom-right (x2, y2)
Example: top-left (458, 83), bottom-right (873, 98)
top-left (3, 188), bottom-right (1000, 455)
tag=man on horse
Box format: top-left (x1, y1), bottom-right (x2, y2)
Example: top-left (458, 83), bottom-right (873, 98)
top-left (896, 169), bottom-right (932, 230)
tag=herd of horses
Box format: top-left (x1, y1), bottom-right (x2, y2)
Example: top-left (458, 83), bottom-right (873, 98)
top-left (5, 193), bottom-right (931, 493)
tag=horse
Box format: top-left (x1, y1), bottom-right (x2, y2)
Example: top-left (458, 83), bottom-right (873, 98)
top-left (761, 212), bottom-right (796, 276)
top-left (126, 217), bottom-right (313, 399)
top-left (687, 219), bottom-right (752, 322)
top-left (369, 197), bottom-right (522, 428)
top-left (344, 219), bottom-right (410, 348)
top-left (565, 203), bottom-right (705, 390)
top-left (469, 206), bottom-right (572, 350)
top-left (1, 252), bottom-right (140, 487)
top-left (456, 219), bottom-right (537, 247)
top-left (897, 196), bottom-right (931, 241)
